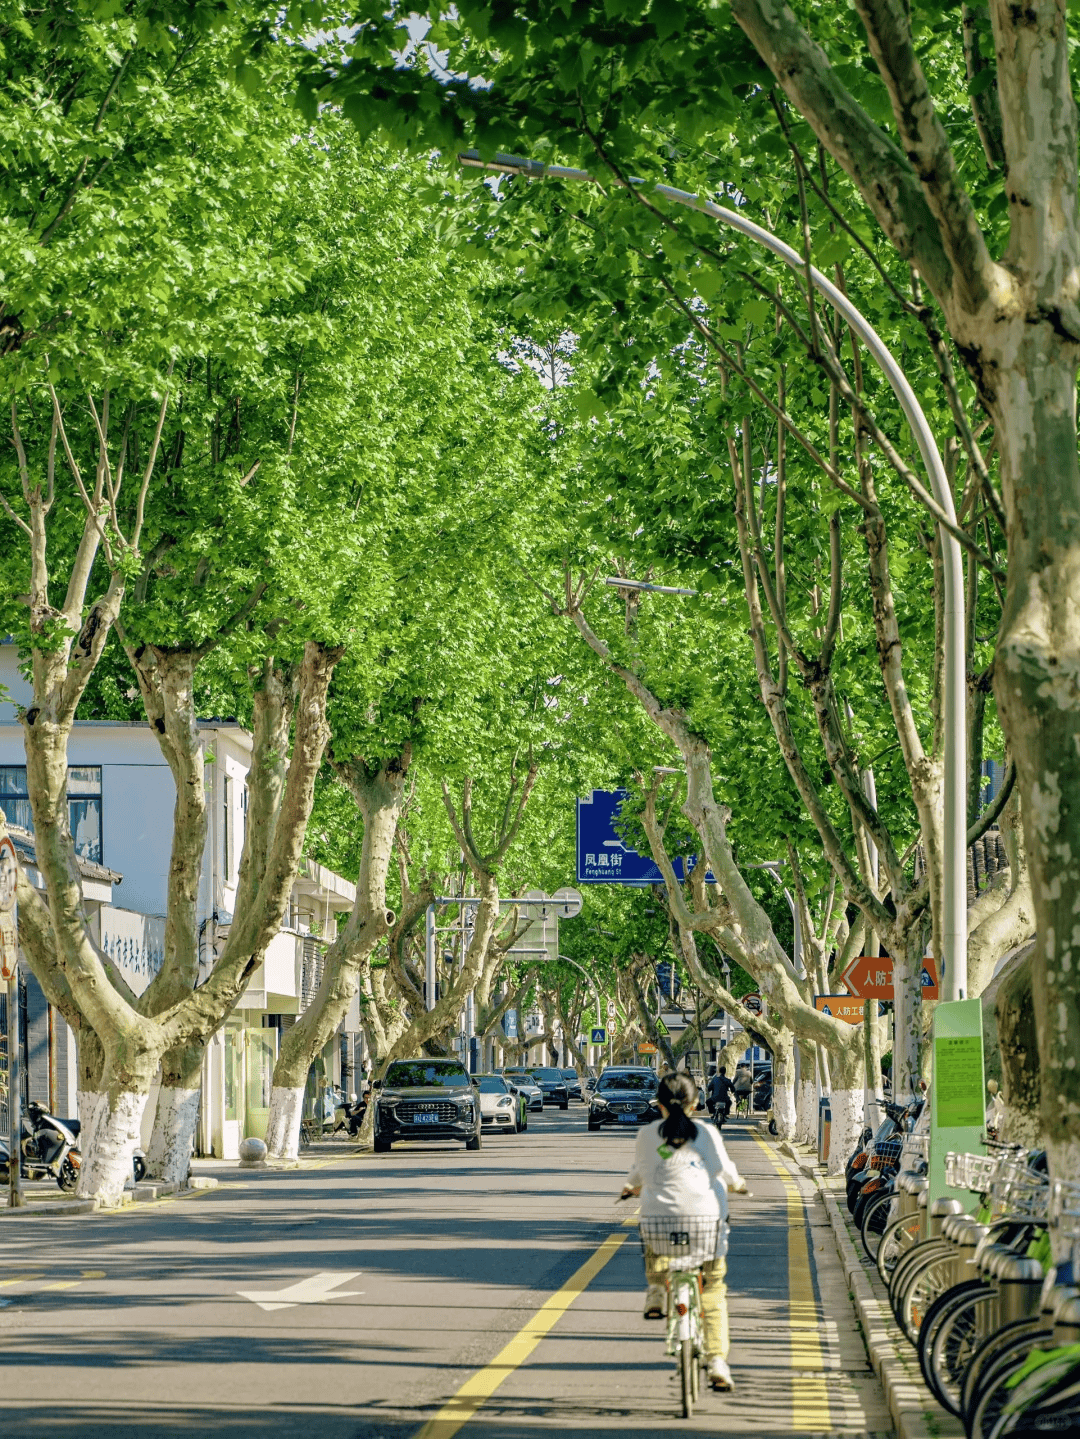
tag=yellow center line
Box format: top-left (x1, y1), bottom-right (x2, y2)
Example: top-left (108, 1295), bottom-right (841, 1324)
top-left (754, 1135), bottom-right (831, 1433)
top-left (414, 1231), bottom-right (627, 1439)
top-left (0, 1274), bottom-right (41, 1288)
top-left (38, 1280), bottom-right (81, 1291)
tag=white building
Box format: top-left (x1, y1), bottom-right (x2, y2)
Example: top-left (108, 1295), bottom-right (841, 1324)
top-left (0, 643), bottom-right (359, 1158)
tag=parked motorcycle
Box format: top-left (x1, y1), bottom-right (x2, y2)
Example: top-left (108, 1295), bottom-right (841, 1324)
top-left (0, 1100), bottom-right (83, 1191)
top-left (0, 1101), bottom-right (146, 1191)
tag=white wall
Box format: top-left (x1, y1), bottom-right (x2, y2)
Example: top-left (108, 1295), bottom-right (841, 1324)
top-left (0, 721), bottom-right (176, 916)
top-left (0, 642), bottom-right (31, 722)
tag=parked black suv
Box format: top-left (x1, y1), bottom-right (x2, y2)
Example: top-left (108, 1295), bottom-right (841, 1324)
top-left (530, 1067), bottom-right (570, 1109)
top-left (587, 1067), bottom-right (661, 1130)
top-left (373, 1060), bottom-right (482, 1152)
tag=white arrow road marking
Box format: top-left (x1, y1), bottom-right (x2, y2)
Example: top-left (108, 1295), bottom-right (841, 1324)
top-left (237, 1271), bottom-right (364, 1312)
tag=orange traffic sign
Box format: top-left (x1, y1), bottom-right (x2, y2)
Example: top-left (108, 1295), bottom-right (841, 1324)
top-left (637, 1042), bottom-right (658, 1054)
top-left (839, 955), bottom-right (939, 1001)
top-left (815, 994), bottom-right (868, 1025)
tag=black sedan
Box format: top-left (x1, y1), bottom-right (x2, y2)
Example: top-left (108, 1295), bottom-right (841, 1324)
top-left (530, 1067), bottom-right (570, 1109)
top-left (561, 1068), bottom-right (583, 1100)
top-left (587, 1067), bottom-right (661, 1130)
top-left (372, 1059), bottom-right (482, 1152)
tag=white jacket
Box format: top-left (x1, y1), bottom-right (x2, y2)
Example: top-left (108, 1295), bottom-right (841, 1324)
top-left (626, 1119), bottom-right (743, 1225)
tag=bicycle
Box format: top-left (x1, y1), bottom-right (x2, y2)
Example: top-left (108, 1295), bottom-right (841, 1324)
top-left (638, 1214), bottom-right (723, 1418)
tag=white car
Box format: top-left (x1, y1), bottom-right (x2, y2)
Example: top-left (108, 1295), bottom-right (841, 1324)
top-left (477, 1073), bottom-right (527, 1133)
top-left (500, 1070), bottom-right (545, 1112)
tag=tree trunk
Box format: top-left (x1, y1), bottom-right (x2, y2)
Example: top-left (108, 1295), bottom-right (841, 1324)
top-left (994, 945), bottom-right (1042, 1149)
top-left (992, 356), bottom-right (1080, 1188)
top-left (264, 753), bottom-right (407, 1160)
top-left (265, 1085), bottom-right (307, 1161)
top-left (771, 1031), bottom-right (796, 1139)
top-left (145, 1041), bottom-right (204, 1185)
top-left (891, 942), bottom-right (924, 1101)
top-left (76, 1088), bottom-right (150, 1206)
top-left (821, 1041), bottom-right (865, 1175)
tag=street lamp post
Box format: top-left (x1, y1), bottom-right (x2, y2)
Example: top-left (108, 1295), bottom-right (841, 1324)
top-left (461, 150), bottom-right (967, 1006)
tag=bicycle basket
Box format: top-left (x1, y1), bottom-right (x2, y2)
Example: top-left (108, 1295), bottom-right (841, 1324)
top-left (870, 1137), bottom-right (904, 1170)
top-left (990, 1155), bottom-right (1050, 1220)
top-left (638, 1215), bottom-right (722, 1269)
top-left (901, 1132), bottom-right (929, 1164)
top-left (947, 1151), bottom-right (1001, 1194)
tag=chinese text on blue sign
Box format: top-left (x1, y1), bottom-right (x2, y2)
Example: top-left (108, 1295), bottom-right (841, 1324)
top-left (577, 789), bottom-right (706, 887)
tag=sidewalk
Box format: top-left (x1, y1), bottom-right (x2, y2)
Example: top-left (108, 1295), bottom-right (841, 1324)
top-left (768, 1129), bottom-right (963, 1439)
top-left (0, 1134), bottom-right (365, 1217)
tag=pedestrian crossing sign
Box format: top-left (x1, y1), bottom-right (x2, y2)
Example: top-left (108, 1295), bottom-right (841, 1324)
top-left (591, 1027), bottom-right (607, 1044)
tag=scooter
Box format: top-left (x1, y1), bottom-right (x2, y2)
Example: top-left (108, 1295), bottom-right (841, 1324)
top-left (0, 1101), bottom-right (146, 1191)
top-left (0, 1100), bottom-right (82, 1191)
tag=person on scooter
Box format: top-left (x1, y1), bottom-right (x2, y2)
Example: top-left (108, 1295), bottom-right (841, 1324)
top-left (708, 1066), bottom-right (734, 1127)
top-left (620, 1071), bottom-right (747, 1392)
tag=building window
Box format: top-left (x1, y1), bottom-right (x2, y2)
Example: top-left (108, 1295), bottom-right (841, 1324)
top-left (0, 765), bottom-right (102, 865)
top-left (223, 774), bottom-right (233, 884)
top-left (0, 766), bottom-right (32, 833)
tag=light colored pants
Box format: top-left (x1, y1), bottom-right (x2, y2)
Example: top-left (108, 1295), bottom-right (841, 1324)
top-left (645, 1252), bottom-right (729, 1359)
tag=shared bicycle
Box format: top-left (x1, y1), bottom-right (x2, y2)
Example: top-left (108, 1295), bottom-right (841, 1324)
top-left (862, 1133), bottom-right (1080, 1437)
top-left (637, 1214), bottom-right (722, 1418)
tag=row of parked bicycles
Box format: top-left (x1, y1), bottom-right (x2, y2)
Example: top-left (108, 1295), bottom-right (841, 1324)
top-left (845, 1100), bottom-right (1080, 1438)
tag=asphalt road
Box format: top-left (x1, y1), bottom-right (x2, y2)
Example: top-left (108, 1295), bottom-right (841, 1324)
top-left (0, 1109), bottom-right (892, 1439)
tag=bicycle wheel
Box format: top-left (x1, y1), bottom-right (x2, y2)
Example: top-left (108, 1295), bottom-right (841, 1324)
top-left (924, 1282), bottom-right (992, 1415)
top-left (878, 1212), bottom-right (922, 1285)
top-left (992, 1372), bottom-right (1080, 1439)
top-left (961, 1320), bottom-right (1048, 1427)
top-left (966, 1328), bottom-right (1052, 1439)
top-left (680, 1337), bottom-right (694, 1418)
top-left (861, 1190), bottom-right (896, 1264)
top-left (889, 1239), bottom-right (950, 1323)
top-left (901, 1250), bottom-right (957, 1343)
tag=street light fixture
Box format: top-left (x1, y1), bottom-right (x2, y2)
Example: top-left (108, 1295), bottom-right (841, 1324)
top-left (461, 150), bottom-right (966, 1005)
top-left (603, 577), bottom-right (698, 596)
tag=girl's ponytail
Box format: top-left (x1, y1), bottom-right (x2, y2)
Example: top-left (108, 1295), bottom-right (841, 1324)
top-left (657, 1071), bottom-right (699, 1145)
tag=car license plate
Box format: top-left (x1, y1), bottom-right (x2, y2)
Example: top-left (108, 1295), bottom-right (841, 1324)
top-left (619, 1112), bottom-right (638, 1123)
top-left (414, 1112), bottom-right (439, 1124)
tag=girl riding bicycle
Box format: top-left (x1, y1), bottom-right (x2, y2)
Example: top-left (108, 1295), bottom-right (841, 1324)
top-left (620, 1071), bottom-right (746, 1392)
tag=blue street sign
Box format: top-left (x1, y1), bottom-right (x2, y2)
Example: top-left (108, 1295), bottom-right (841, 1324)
top-left (590, 1026), bottom-right (607, 1044)
top-left (577, 789), bottom-right (708, 886)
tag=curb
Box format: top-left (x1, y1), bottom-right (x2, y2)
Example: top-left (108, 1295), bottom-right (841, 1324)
top-left (808, 1164), bottom-right (963, 1439)
top-left (0, 1174), bottom-right (220, 1217)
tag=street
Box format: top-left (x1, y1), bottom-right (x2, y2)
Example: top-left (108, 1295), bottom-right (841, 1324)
top-left (0, 1112), bottom-right (892, 1438)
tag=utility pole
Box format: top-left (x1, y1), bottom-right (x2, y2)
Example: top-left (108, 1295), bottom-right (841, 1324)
top-left (462, 149), bottom-right (967, 1015)
top-left (1, 836), bottom-right (23, 1208)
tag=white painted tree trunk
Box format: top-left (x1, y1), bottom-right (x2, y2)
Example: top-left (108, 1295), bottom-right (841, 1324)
top-left (77, 1089), bottom-right (107, 1162)
top-left (76, 1091), bottom-right (149, 1206)
top-left (795, 1079), bottom-right (817, 1147)
top-left (264, 1085), bottom-right (305, 1161)
top-left (146, 1087), bottom-right (200, 1185)
top-left (773, 1078), bottom-right (796, 1140)
top-left (827, 1086), bottom-right (864, 1176)
top-left (1046, 1137), bottom-right (1080, 1259)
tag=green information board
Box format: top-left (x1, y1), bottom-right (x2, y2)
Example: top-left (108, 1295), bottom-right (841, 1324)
top-left (930, 998), bottom-right (986, 1207)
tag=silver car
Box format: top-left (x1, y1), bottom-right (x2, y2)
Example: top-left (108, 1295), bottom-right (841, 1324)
top-left (500, 1069), bottom-right (545, 1112)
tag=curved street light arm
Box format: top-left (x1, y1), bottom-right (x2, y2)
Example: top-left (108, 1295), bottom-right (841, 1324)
top-left (459, 151), bottom-right (966, 1001)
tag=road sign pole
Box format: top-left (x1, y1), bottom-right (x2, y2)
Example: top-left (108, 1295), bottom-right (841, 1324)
top-left (7, 972), bottom-right (22, 1208)
top-left (424, 905), bottom-right (436, 1012)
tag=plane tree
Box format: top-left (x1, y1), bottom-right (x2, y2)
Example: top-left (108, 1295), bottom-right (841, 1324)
top-left (304, 0), bottom-right (1080, 1193)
